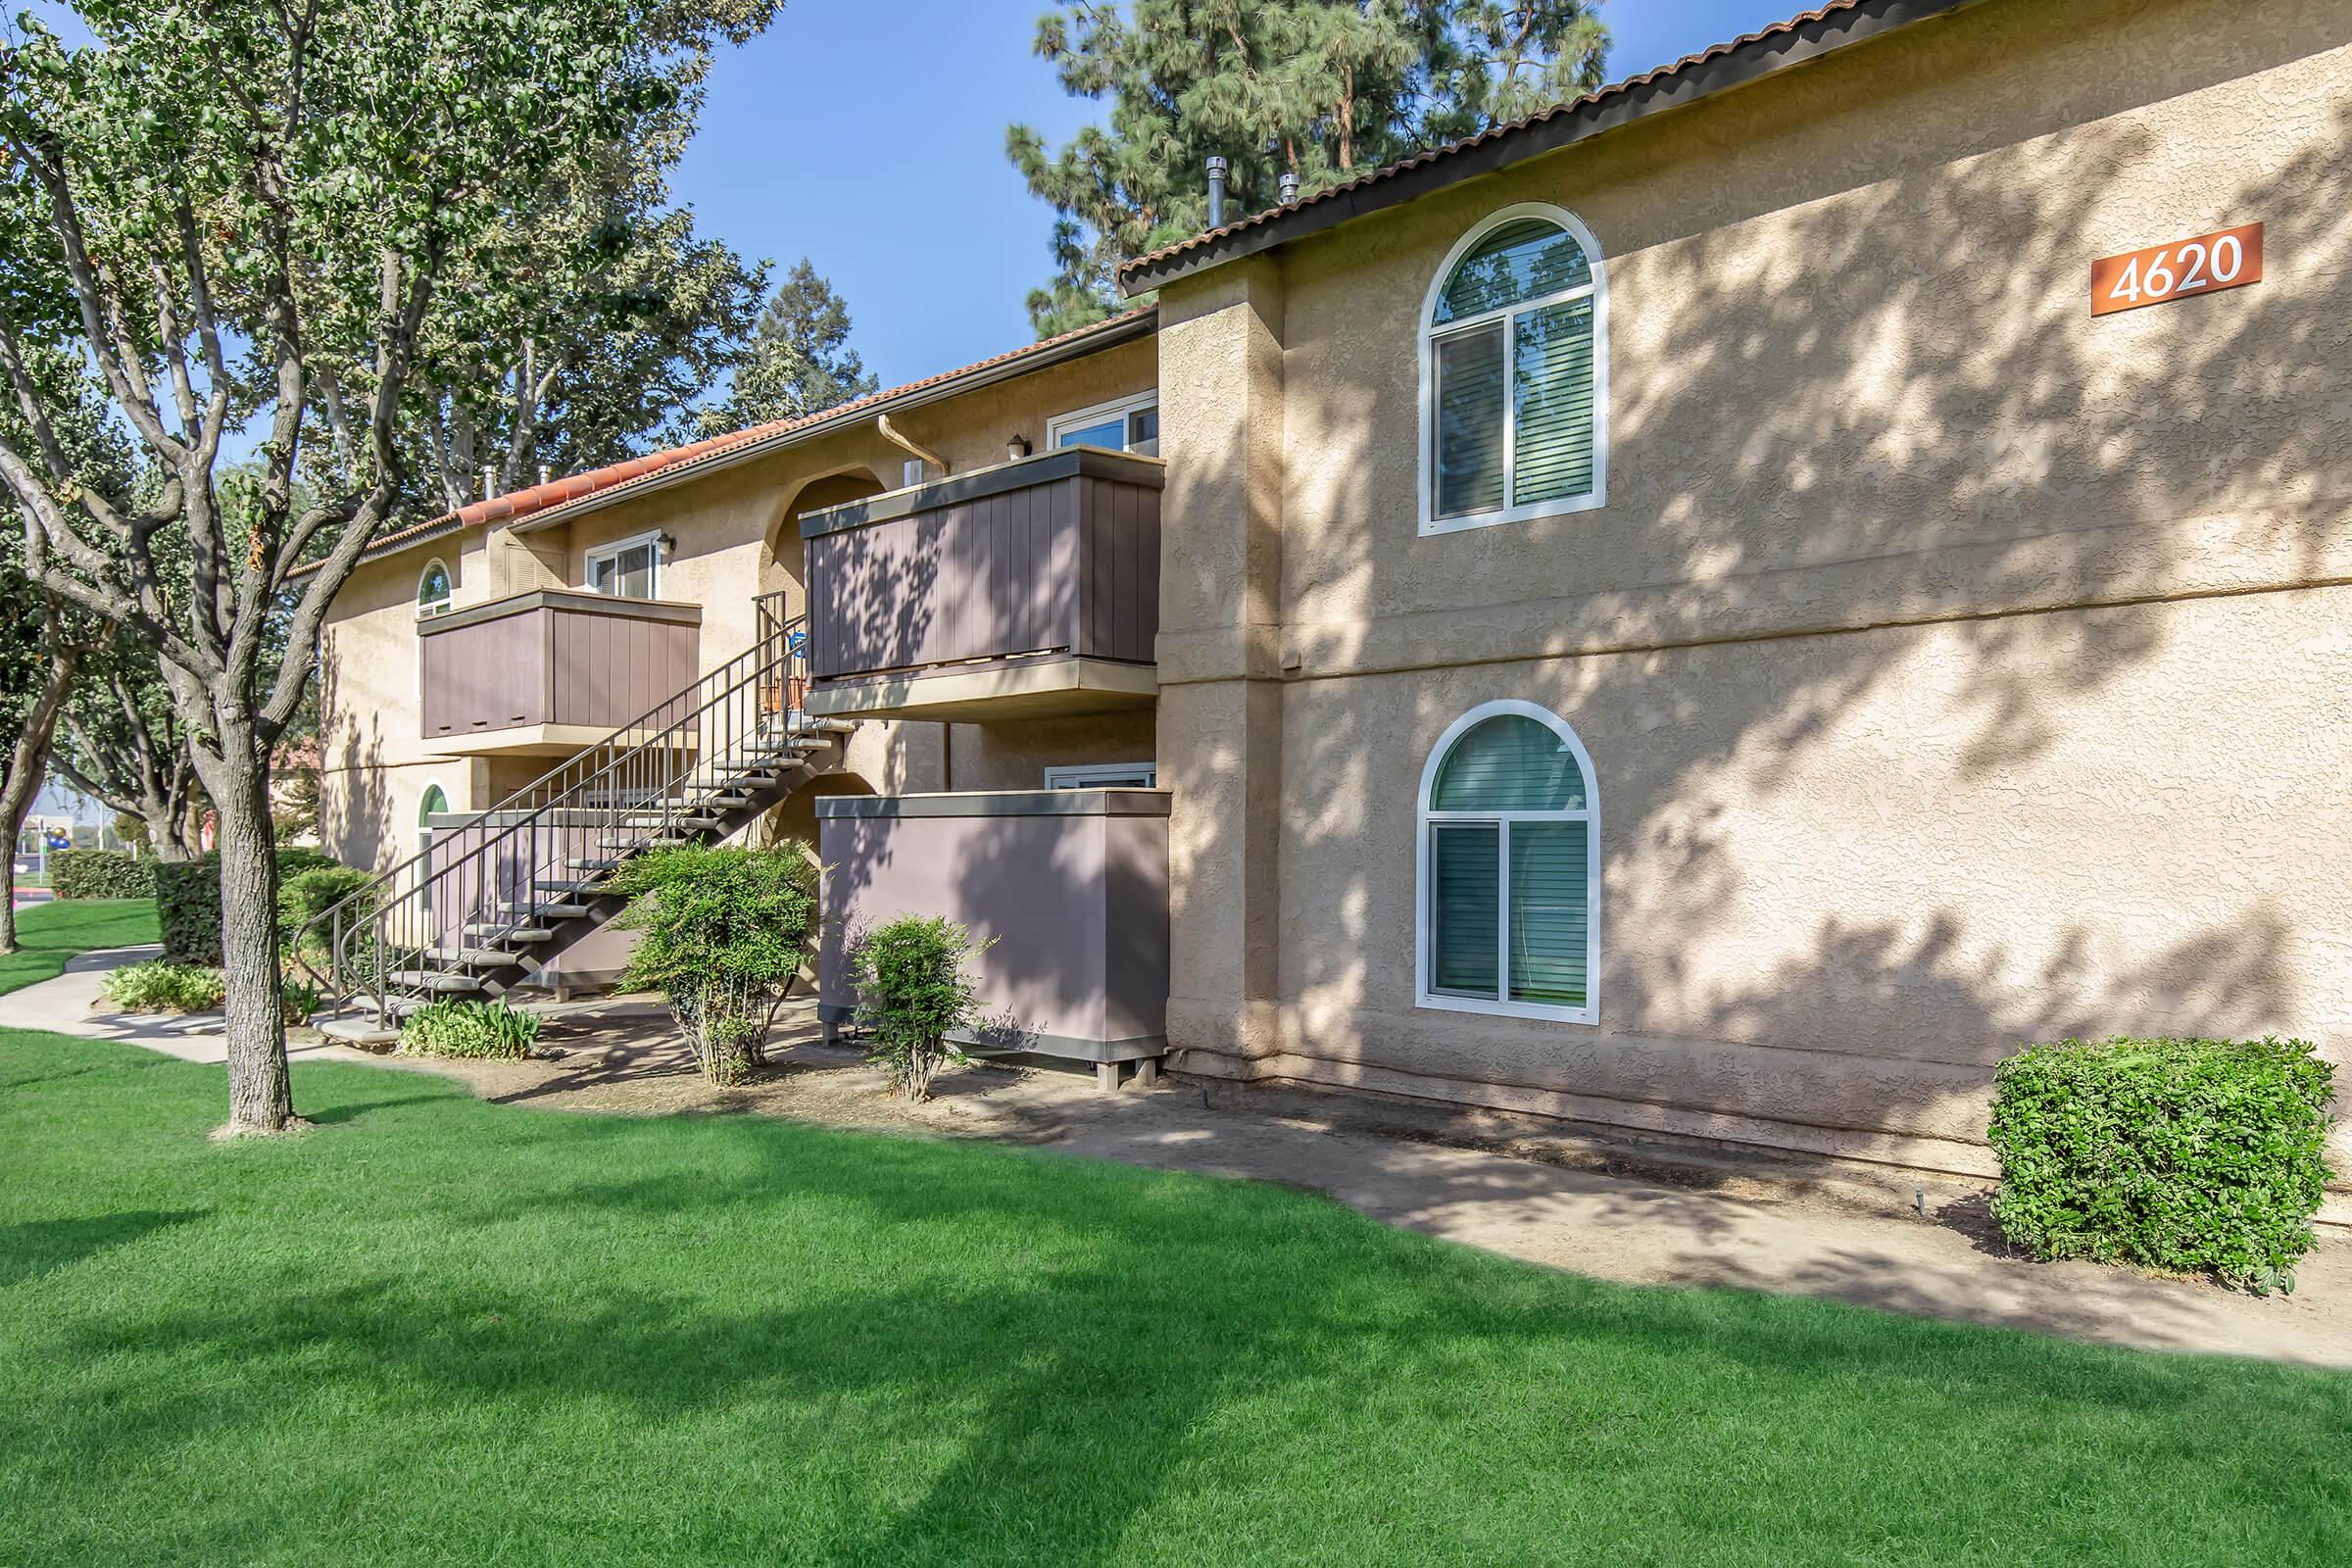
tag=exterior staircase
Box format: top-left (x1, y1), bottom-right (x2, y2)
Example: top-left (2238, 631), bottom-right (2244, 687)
top-left (303, 599), bottom-right (849, 1027)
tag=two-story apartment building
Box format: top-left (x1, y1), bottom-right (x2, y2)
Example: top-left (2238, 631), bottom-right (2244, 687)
top-left (317, 0), bottom-right (2352, 1197)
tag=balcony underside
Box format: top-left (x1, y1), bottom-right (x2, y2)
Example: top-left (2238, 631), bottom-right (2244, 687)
top-left (804, 654), bottom-right (1156, 722)
top-left (425, 723), bottom-right (699, 760)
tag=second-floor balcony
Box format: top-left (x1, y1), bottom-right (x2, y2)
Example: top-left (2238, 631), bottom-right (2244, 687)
top-left (801, 445), bottom-right (1163, 721)
top-left (418, 588), bottom-right (702, 756)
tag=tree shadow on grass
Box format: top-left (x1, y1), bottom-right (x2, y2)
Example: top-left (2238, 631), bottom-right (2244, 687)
top-left (22, 1109), bottom-right (2345, 1562)
top-left (0, 1208), bottom-right (205, 1288)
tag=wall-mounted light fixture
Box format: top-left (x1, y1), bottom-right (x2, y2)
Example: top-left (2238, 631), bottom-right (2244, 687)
top-left (658, 532), bottom-right (678, 559)
top-left (1006, 434), bottom-right (1032, 462)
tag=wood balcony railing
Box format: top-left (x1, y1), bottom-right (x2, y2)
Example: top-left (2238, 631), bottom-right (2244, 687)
top-left (417, 589), bottom-right (702, 753)
top-left (801, 445), bottom-right (1163, 720)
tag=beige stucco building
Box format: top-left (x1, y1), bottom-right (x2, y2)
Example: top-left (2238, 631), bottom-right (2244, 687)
top-left (317, 0), bottom-right (2352, 1198)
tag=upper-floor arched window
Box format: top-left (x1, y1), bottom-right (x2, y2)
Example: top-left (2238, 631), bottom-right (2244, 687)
top-left (416, 559), bottom-right (453, 618)
top-left (1416, 701), bottom-right (1599, 1023)
top-left (1421, 206), bottom-right (1607, 534)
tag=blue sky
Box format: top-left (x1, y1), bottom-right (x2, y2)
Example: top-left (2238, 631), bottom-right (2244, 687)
top-left (684, 1), bottom-right (1808, 386)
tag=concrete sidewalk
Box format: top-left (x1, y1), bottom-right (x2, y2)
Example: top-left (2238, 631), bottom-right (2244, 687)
top-left (0, 945), bottom-right (375, 1067)
top-left (5, 954), bottom-right (2348, 1368)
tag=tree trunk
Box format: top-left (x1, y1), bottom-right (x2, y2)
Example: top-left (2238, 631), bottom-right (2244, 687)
top-left (0, 639), bottom-right (80, 956)
top-left (210, 747), bottom-right (297, 1135)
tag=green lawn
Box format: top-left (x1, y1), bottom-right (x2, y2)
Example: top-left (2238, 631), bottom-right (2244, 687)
top-left (1, 1031), bottom-right (2344, 1566)
top-left (0, 898), bottom-right (158, 997)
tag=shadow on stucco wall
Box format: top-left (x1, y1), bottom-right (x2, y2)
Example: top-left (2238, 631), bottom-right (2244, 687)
top-left (1233, 44), bottom-right (2352, 1168)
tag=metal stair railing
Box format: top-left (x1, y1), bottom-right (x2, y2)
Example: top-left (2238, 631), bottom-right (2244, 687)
top-left (298, 610), bottom-right (816, 1027)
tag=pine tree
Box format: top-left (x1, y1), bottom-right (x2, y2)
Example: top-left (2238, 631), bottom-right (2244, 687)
top-left (727, 260), bottom-right (882, 424)
top-left (1006, 0), bottom-right (1608, 335)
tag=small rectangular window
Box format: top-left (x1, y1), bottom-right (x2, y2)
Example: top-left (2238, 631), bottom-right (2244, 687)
top-left (1044, 763), bottom-right (1157, 789)
top-left (586, 534), bottom-right (661, 600)
top-left (1048, 393), bottom-right (1159, 457)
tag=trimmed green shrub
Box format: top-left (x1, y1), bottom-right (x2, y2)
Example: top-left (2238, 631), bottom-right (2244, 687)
top-left (1987, 1035), bottom-right (2335, 1293)
top-left (398, 999), bottom-right (542, 1060)
top-left (278, 864), bottom-right (376, 964)
top-left (49, 849), bottom-right (155, 901)
top-left (849, 915), bottom-right (983, 1102)
top-left (610, 843), bottom-right (819, 1086)
top-left (157, 847), bottom-right (345, 964)
top-left (98, 959), bottom-right (226, 1014)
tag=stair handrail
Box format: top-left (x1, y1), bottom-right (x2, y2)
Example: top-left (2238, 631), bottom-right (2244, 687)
top-left (298, 613), bottom-right (810, 1018)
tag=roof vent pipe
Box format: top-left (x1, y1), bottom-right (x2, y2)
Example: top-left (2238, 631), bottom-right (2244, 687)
top-left (1278, 171), bottom-right (1300, 206)
top-left (537, 464), bottom-right (552, 487)
top-left (480, 465), bottom-right (496, 501)
top-left (1205, 155), bottom-right (1228, 228)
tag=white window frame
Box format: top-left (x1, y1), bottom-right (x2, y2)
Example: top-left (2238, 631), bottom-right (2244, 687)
top-left (585, 528), bottom-right (666, 599)
top-left (1044, 762), bottom-right (1158, 789)
top-left (1046, 390), bottom-right (1159, 456)
top-left (1418, 203), bottom-right (1609, 537)
top-left (416, 780), bottom-right (449, 913)
top-left (1414, 699), bottom-right (1600, 1025)
top-left (416, 558), bottom-right (454, 619)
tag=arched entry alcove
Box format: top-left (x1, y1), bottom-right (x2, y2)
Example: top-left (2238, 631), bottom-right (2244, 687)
top-left (762, 468), bottom-right (889, 619)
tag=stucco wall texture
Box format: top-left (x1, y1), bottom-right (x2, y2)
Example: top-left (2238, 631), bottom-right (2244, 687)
top-left (1151, 0), bottom-right (2352, 1181)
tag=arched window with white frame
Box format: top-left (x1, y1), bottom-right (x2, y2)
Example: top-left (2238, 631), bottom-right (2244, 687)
top-left (416, 782), bottom-right (448, 913)
top-left (1416, 701), bottom-right (1598, 1023)
top-left (416, 558), bottom-right (454, 618)
top-left (1420, 205), bottom-right (1607, 534)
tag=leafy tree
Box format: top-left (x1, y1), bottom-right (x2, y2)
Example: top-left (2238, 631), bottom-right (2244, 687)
top-left (0, 0), bottom-right (762, 1135)
top-left (51, 621), bottom-right (206, 863)
top-left (724, 259), bottom-right (880, 425)
top-left (400, 100), bottom-right (776, 509)
top-left (1006, 0), bottom-right (1608, 334)
top-left (0, 344), bottom-right (130, 953)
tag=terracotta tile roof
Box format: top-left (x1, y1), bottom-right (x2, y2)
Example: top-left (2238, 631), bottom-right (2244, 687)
top-left (309, 304), bottom-right (1157, 575)
top-left (1118, 0), bottom-right (1961, 290)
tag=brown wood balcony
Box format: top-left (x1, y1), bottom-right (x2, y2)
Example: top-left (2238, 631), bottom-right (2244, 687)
top-left (801, 446), bottom-right (1162, 721)
top-left (418, 589), bottom-right (702, 756)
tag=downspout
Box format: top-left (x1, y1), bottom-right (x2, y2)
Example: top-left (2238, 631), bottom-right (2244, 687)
top-left (875, 414), bottom-right (947, 480)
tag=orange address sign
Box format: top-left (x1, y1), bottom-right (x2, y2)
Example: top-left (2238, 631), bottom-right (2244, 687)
top-left (2090, 223), bottom-right (2264, 317)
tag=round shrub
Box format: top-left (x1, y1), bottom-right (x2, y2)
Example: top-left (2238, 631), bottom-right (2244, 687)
top-left (1987, 1035), bottom-right (2334, 1293)
top-left (849, 914), bottom-right (983, 1102)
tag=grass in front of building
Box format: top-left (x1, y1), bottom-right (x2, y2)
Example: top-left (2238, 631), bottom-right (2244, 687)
top-left (1, 1027), bottom-right (2344, 1567)
top-left (0, 898), bottom-right (158, 997)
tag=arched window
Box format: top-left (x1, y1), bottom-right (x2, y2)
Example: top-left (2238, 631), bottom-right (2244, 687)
top-left (416, 559), bottom-right (453, 618)
top-left (417, 783), bottom-right (448, 912)
top-left (1416, 702), bottom-right (1598, 1023)
top-left (1420, 206), bottom-right (1607, 534)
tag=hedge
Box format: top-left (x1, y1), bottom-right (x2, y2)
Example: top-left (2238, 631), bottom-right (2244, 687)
top-left (157, 846), bottom-right (341, 965)
top-left (48, 848), bottom-right (156, 901)
top-left (1987, 1035), bottom-right (2335, 1292)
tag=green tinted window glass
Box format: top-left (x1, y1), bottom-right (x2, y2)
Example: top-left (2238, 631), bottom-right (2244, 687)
top-left (1432, 715), bottom-right (1588, 812)
top-left (1430, 823), bottom-right (1499, 999)
top-left (1434, 219), bottom-right (1591, 323)
top-left (1508, 822), bottom-right (1589, 1006)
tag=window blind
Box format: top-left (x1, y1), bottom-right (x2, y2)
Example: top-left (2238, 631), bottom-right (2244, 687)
top-left (1508, 821), bottom-right (1589, 1006)
top-left (1430, 822), bottom-right (1499, 998)
top-left (1434, 324), bottom-right (1506, 518)
top-left (1432, 715), bottom-right (1588, 811)
top-left (1512, 298), bottom-right (1596, 506)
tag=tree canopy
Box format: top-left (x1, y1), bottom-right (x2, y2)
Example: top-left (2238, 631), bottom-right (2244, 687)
top-left (0, 0), bottom-right (782, 1130)
top-left (1006, 0), bottom-right (1608, 335)
top-left (723, 259), bottom-right (880, 427)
